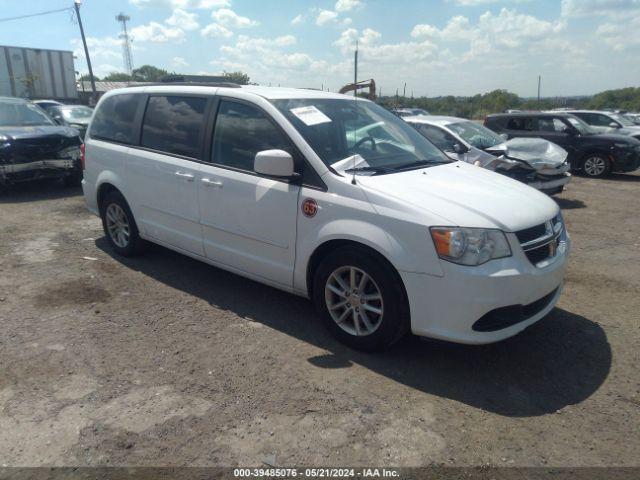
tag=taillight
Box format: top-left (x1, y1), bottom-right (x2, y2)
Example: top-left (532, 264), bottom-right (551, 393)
top-left (80, 144), bottom-right (85, 170)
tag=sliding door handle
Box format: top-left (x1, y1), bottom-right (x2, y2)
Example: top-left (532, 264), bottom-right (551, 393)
top-left (201, 178), bottom-right (223, 188)
top-left (174, 171), bottom-right (195, 182)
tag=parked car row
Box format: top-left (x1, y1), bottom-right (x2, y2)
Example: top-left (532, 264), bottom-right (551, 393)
top-left (484, 112), bottom-right (640, 178)
top-left (404, 115), bottom-right (571, 194)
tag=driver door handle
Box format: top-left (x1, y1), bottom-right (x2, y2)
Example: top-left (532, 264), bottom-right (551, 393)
top-left (201, 178), bottom-right (223, 188)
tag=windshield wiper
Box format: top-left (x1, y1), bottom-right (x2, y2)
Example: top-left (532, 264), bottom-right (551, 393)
top-left (344, 165), bottom-right (393, 175)
top-left (389, 159), bottom-right (452, 171)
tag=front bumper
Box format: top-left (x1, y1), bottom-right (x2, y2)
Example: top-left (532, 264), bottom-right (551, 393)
top-left (401, 228), bottom-right (570, 344)
top-left (611, 147), bottom-right (640, 172)
top-left (0, 158), bottom-right (80, 184)
top-left (526, 172), bottom-right (571, 192)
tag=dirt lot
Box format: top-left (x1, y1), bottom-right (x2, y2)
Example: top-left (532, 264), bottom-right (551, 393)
top-left (0, 173), bottom-right (639, 468)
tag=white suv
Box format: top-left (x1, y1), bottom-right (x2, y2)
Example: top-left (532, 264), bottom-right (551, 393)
top-left (82, 84), bottom-right (570, 351)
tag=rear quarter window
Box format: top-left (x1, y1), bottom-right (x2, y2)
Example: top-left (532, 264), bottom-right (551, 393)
top-left (89, 94), bottom-right (142, 144)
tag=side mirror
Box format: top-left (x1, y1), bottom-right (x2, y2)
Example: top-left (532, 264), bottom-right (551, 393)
top-left (452, 143), bottom-right (469, 154)
top-left (499, 133), bottom-right (509, 140)
top-left (52, 115), bottom-right (64, 125)
top-left (609, 122), bottom-right (620, 129)
top-left (254, 149), bottom-right (295, 178)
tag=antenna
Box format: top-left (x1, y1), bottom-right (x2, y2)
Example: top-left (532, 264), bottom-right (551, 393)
top-left (352, 40), bottom-right (359, 185)
top-left (116, 13), bottom-right (134, 76)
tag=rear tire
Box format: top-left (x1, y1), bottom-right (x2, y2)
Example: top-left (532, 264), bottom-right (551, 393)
top-left (100, 191), bottom-right (146, 257)
top-left (312, 246), bottom-right (409, 352)
top-left (581, 154), bottom-right (610, 178)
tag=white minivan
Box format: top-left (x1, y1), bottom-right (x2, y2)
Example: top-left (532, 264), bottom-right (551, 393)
top-left (82, 84), bottom-right (570, 351)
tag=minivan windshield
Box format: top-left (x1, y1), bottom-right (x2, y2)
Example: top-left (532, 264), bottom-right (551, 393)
top-left (448, 121), bottom-right (504, 149)
top-left (0, 100), bottom-right (54, 127)
top-left (272, 98), bottom-right (450, 175)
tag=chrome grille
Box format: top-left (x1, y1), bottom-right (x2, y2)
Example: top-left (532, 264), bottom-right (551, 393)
top-left (517, 215), bottom-right (563, 267)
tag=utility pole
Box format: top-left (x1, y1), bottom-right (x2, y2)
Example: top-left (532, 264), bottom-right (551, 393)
top-left (116, 13), bottom-right (134, 76)
top-left (403, 82), bottom-right (406, 98)
top-left (74, 0), bottom-right (96, 102)
top-left (353, 40), bottom-right (358, 97)
top-left (537, 75), bottom-right (541, 105)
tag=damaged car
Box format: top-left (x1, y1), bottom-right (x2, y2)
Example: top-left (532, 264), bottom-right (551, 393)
top-left (405, 115), bottom-right (571, 194)
top-left (0, 96), bottom-right (83, 189)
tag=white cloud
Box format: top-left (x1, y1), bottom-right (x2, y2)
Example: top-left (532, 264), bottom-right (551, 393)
top-left (130, 0), bottom-right (229, 8)
top-left (316, 9), bottom-right (339, 26)
top-left (130, 21), bottom-right (185, 42)
top-left (211, 8), bottom-right (259, 28)
top-left (291, 14), bottom-right (305, 25)
top-left (335, 0), bottom-right (364, 12)
top-left (172, 56), bottom-right (189, 67)
top-left (450, 0), bottom-right (530, 5)
top-left (201, 22), bottom-right (233, 38)
top-left (561, 0), bottom-right (640, 18)
top-left (166, 8), bottom-right (199, 30)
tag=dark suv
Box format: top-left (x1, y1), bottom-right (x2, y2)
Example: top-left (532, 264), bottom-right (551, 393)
top-left (484, 112), bottom-right (640, 178)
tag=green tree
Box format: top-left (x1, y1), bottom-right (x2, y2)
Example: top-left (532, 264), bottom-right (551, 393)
top-left (102, 72), bottom-right (134, 81)
top-left (132, 65), bottom-right (169, 82)
top-left (222, 71), bottom-right (251, 85)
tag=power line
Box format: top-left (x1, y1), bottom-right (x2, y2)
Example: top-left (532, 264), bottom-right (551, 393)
top-left (0, 6), bottom-right (73, 24)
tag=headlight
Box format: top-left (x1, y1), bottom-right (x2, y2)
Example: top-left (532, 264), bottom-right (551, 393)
top-left (57, 146), bottom-right (81, 160)
top-left (430, 227), bottom-right (512, 266)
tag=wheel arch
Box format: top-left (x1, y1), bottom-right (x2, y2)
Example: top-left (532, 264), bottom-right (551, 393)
top-left (305, 239), bottom-right (410, 315)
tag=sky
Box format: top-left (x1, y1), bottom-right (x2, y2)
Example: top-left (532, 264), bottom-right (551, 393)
top-left (0, 0), bottom-right (639, 98)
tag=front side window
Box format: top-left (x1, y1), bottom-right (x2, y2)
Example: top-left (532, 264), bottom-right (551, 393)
top-left (566, 116), bottom-right (595, 135)
top-left (0, 101), bottom-right (54, 127)
top-left (90, 94), bottom-right (141, 144)
top-left (141, 95), bottom-right (207, 158)
top-left (448, 121), bottom-right (504, 149)
top-left (211, 100), bottom-right (293, 171)
top-left (272, 98), bottom-right (448, 174)
top-left (414, 124), bottom-right (458, 151)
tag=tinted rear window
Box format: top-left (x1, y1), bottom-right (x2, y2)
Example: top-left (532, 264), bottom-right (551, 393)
top-left (90, 94), bottom-right (141, 144)
top-left (141, 95), bottom-right (208, 158)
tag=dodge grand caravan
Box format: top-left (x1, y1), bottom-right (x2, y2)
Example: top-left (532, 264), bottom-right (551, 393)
top-left (83, 85), bottom-right (570, 351)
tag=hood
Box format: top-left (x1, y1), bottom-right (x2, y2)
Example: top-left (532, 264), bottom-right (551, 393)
top-left (0, 125), bottom-right (80, 141)
top-left (588, 132), bottom-right (640, 144)
top-left (619, 126), bottom-right (640, 136)
top-left (484, 137), bottom-right (567, 169)
top-left (357, 161), bottom-right (559, 232)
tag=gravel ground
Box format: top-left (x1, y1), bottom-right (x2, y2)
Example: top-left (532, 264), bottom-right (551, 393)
top-left (0, 173), bottom-right (638, 468)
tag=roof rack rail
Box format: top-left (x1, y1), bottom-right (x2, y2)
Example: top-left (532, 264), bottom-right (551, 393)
top-left (128, 82), bottom-right (242, 89)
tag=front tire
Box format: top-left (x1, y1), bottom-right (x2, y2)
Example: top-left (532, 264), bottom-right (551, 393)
top-left (581, 154), bottom-right (610, 178)
top-left (312, 247), bottom-right (409, 352)
top-left (100, 191), bottom-right (146, 256)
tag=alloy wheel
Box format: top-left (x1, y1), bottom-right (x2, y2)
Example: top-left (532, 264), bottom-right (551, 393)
top-left (105, 203), bottom-right (131, 248)
top-left (583, 156), bottom-right (607, 177)
top-left (324, 266), bottom-right (384, 336)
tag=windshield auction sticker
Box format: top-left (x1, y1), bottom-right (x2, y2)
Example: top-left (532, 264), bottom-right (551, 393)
top-left (290, 106), bottom-right (332, 126)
